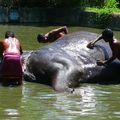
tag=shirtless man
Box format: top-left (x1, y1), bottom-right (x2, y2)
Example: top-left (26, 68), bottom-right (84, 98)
top-left (37, 26), bottom-right (68, 43)
top-left (0, 31), bottom-right (23, 86)
top-left (87, 28), bottom-right (120, 66)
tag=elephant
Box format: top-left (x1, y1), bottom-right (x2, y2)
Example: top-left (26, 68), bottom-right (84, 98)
top-left (23, 31), bottom-right (120, 92)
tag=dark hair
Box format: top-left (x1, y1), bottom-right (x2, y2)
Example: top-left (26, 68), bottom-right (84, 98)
top-left (102, 28), bottom-right (113, 39)
top-left (5, 31), bottom-right (15, 38)
top-left (37, 34), bottom-right (45, 43)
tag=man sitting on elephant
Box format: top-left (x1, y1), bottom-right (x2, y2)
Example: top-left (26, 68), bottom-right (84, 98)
top-left (87, 28), bottom-right (120, 66)
top-left (37, 26), bottom-right (68, 43)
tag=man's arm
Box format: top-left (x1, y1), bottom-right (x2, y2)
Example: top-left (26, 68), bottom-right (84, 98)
top-left (92, 35), bottom-right (102, 44)
top-left (16, 38), bottom-right (23, 55)
top-left (87, 35), bottom-right (102, 49)
top-left (59, 26), bottom-right (68, 34)
top-left (97, 52), bottom-right (117, 66)
top-left (48, 26), bottom-right (68, 35)
top-left (0, 41), bottom-right (4, 55)
top-left (20, 45), bottom-right (23, 55)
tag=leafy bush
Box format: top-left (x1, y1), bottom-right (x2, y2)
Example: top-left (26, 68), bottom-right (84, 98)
top-left (87, 0), bottom-right (120, 14)
top-left (86, 0), bottom-right (120, 28)
top-left (104, 0), bottom-right (119, 8)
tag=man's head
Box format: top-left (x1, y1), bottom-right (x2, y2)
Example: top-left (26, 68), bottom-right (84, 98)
top-left (101, 28), bottom-right (113, 42)
top-left (37, 34), bottom-right (45, 43)
top-left (5, 31), bottom-right (15, 38)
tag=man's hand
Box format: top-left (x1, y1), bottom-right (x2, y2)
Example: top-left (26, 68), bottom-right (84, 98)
top-left (87, 42), bottom-right (95, 49)
top-left (97, 60), bottom-right (105, 66)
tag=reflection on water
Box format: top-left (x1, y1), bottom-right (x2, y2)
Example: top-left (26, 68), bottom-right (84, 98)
top-left (0, 85), bottom-right (22, 120)
top-left (54, 86), bottom-right (96, 116)
top-left (0, 82), bottom-right (120, 120)
top-left (4, 109), bottom-right (20, 117)
top-left (0, 26), bottom-right (119, 120)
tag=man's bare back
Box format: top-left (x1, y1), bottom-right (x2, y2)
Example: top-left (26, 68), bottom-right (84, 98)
top-left (2, 38), bottom-right (21, 54)
top-left (111, 40), bottom-right (120, 60)
top-left (37, 26), bottom-right (68, 43)
top-left (0, 31), bottom-right (22, 57)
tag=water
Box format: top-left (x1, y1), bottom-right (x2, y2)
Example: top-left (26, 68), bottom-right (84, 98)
top-left (0, 26), bottom-right (120, 120)
top-left (0, 82), bottom-right (120, 120)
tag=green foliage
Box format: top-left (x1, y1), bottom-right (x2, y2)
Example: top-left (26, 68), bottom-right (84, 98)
top-left (87, 0), bottom-right (120, 14)
top-left (87, 0), bottom-right (120, 28)
top-left (104, 0), bottom-right (119, 8)
top-left (87, 7), bottom-right (120, 14)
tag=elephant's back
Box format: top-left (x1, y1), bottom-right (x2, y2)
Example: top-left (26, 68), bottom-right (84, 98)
top-left (35, 31), bottom-right (112, 64)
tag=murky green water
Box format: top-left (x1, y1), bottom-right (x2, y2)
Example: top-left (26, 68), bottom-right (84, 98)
top-left (0, 82), bottom-right (120, 120)
top-left (0, 25), bottom-right (120, 120)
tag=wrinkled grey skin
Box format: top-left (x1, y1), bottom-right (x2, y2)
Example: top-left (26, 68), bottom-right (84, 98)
top-left (23, 32), bottom-right (120, 92)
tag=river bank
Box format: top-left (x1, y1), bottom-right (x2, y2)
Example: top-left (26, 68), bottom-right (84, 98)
top-left (0, 8), bottom-right (120, 30)
top-left (78, 10), bottom-right (120, 30)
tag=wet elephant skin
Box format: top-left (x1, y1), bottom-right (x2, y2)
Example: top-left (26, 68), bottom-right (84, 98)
top-left (23, 32), bottom-right (120, 92)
